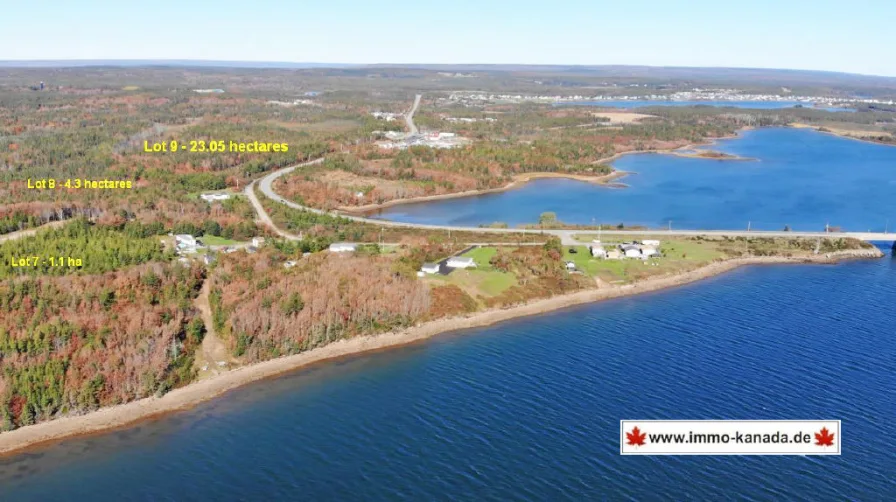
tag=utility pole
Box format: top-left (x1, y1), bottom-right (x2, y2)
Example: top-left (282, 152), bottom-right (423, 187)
top-left (668, 220), bottom-right (672, 232)
top-left (747, 221), bottom-right (751, 232)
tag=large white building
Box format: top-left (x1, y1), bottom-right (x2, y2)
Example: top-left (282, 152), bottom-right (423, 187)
top-left (329, 242), bottom-right (358, 253)
top-left (421, 263), bottom-right (441, 274)
top-left (200, 193), bottom-right (231, 203)
top-left (446, 256), bottom-right (476, 269)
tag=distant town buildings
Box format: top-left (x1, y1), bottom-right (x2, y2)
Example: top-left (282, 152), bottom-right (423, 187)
top-left (375, 131), bottom-right (468, 150)
top-left (267, 99), bottom-right (316, 107)
top-left (193, 89), bottom-right (225, 94)
top-left (371, 111), bottom-right (402, 121)
top-left (444, 117), bottom-right (497, 123)
top-left (437, 72), bottom-right (475, 78)
top-left (444, 90), bottom-right (893, 108)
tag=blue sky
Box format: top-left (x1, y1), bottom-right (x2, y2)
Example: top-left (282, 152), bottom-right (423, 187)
top-left (3, 0), bottom-right (895, 76)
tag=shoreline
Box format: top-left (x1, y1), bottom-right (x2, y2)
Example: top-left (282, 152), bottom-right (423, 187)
top-left (0, 247), bottom-right (882, 458)
top-left (339, 170), bottom-right (631, 215)
top-left (338, 128), bottom-right (757, 216)
top-left (788, 123), bottom-right (896, 147)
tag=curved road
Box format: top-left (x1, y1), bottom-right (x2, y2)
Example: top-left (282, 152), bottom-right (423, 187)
top-left (247, 159), bottom-right (895, 245)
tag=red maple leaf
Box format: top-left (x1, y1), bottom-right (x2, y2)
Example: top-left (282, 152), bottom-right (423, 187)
top-left (815, 427), bottom-right (835, 447)
top-left (626, 426), bottom-right (647, 446)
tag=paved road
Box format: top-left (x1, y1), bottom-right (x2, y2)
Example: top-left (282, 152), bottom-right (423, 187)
top-left (406, 94), bottom-right (421, 135)
top-left (251, 159), bottom-right (896, 245)
top-left (244, 158), bottom-right (325, 241)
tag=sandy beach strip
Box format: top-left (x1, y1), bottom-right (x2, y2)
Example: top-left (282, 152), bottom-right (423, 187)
top-left (0, 248), bottom-right (882, 457)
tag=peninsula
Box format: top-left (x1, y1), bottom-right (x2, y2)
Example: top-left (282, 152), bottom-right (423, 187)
top-left (2, 64), bottom-right (894, 458)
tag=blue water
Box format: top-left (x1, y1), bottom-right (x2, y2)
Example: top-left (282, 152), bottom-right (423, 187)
top-left (560, 100), bottom-right (855, 112)
top-left (375, 128), bottom-right (896, 231)
top-left (2, 248), bottom-right (894, 500)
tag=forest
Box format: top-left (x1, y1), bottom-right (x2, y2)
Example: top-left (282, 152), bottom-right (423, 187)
top-left (209, 250), bottom-right (429, 363)
top-left (0, 263), bottom-right (205, 430)
top-left (0, 219), bottom-right (170, 278)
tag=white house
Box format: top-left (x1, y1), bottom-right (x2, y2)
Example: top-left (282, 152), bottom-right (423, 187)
top-left (640, 246), bottom-right (659, 258)
top-left (565, 261), bottom-right (576, 270)
top-left (446, 256), bottom-right (476, 269)
top-left (641, 239), bottom-right (661, 247)
top-left (329, 242), bottom-right (357, 253)
top-left (175, 234), bottom-right (199, 253)
top-left (175, 234), bottom-right (197, 247)
top-left (606, 249), bottom-right (622, 260)
top-left (421, 263), bottom-right (441, 274)
top-left (590, 245), bottom-right (607, 258)
top-left (620, 244), bottom-right (643, 258)
top-left (200, 193), bottom-right (231, 203)
top-left (252, 237), bottom-right (266, 247)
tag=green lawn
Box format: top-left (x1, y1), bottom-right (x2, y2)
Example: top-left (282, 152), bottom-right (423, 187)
top-left (200, 235), bottom-right (245, 246)
top-left (562, 241), bottom-right (726, 283)
top-left (477, 270), bottom-right (516, 296)
top-left (660, 239), bottom-right (724, 262)
top-left (562, 246), bottom-right (603, 275)
top-left (462, 246), bottom-right (498, 266)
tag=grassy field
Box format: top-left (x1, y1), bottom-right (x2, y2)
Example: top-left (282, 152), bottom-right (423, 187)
top-left (462, 246), bottom-right (498, 265)
top-left (562, 240), bottom-right (727, 283)
top-left (201, 235), bottom-right (246, 246)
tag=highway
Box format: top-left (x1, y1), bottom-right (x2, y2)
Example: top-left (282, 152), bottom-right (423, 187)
top-left (249, 159), bottom-right (896, 245)
top-left (405, 94), bottom-right (421, 135)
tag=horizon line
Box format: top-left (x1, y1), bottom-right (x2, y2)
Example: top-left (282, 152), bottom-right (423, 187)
top-left (1, 59), bottom-right (896, 79)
